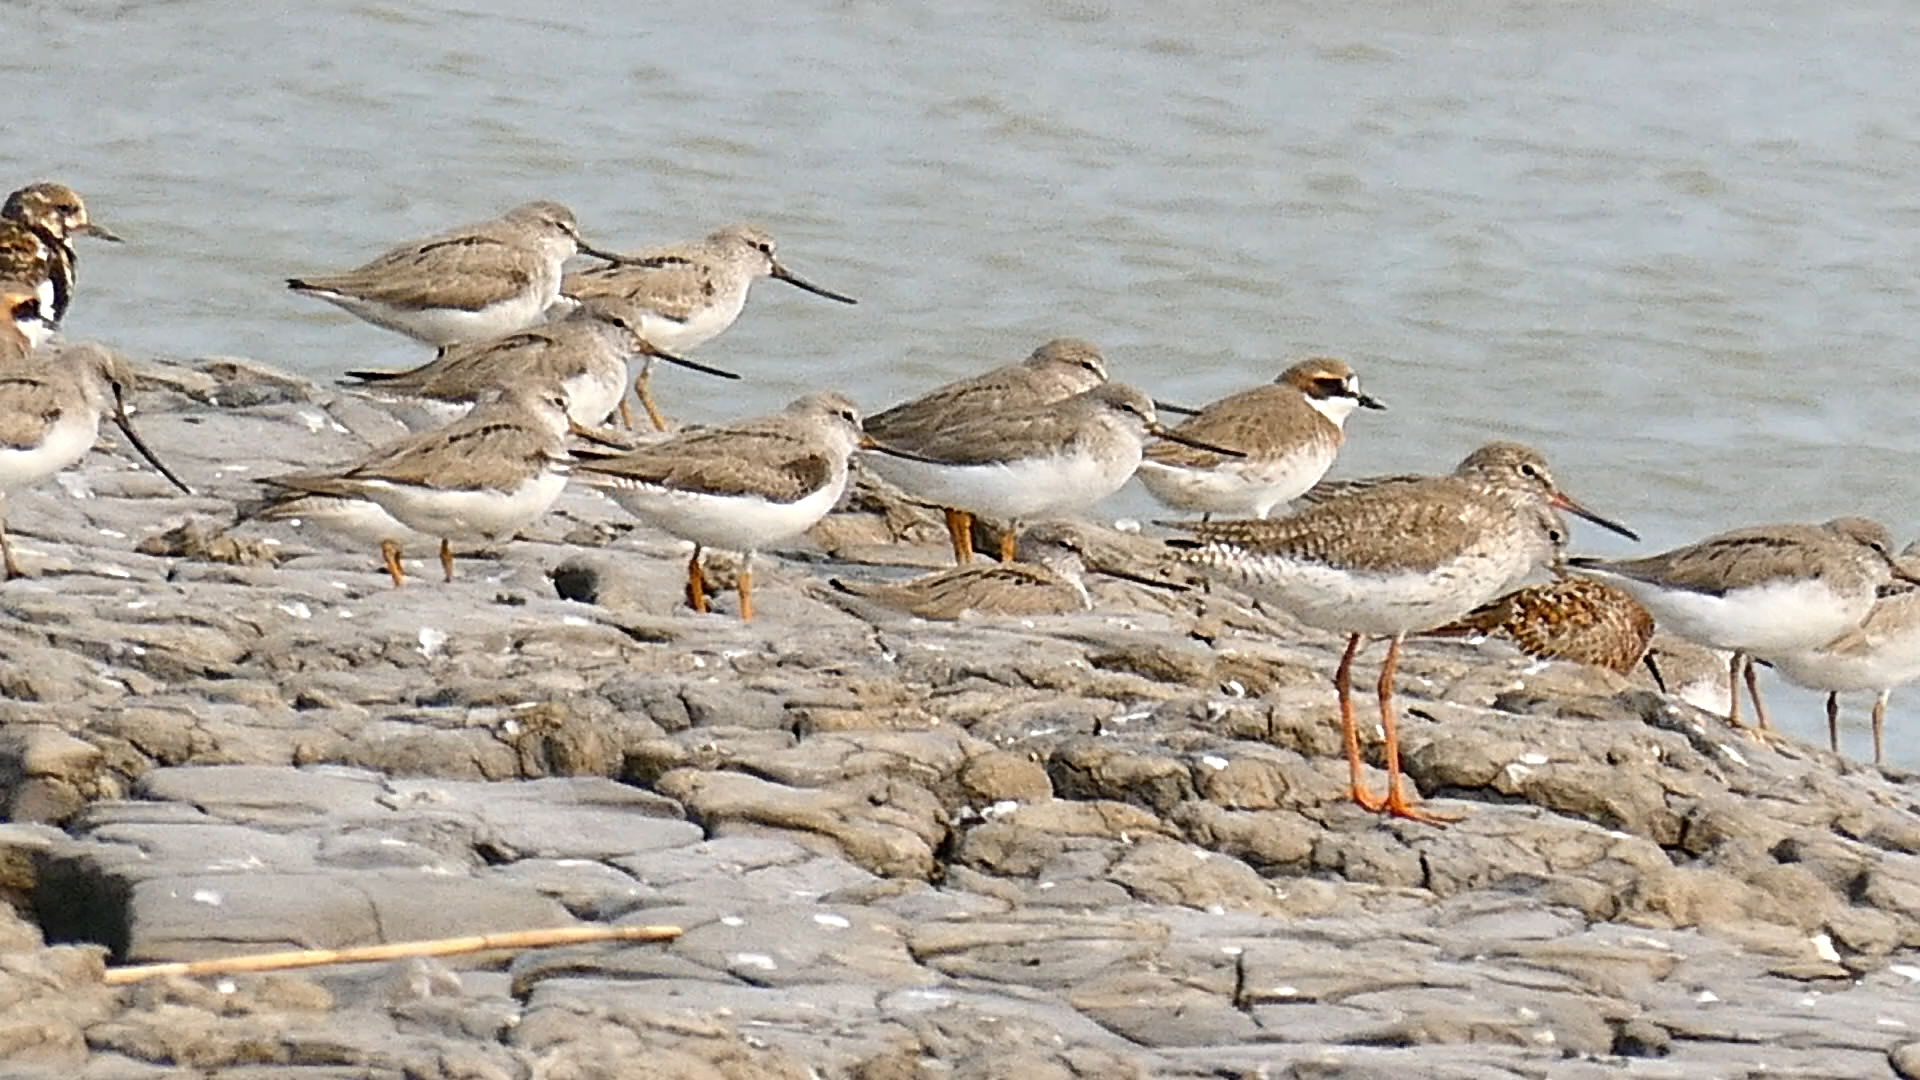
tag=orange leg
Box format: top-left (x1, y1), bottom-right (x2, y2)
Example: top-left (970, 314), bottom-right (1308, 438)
top-left (380, 539), bottom-right (405, 588)
top-left (1874, 690), bottom-right (1889, 765)
top-left (1742, 657), bottom-right (1773, 730)
top-left (439, 538), bottom-right (456, 583)
top-left (635, 371), bottom-right (667, 432)
top-left (1376, 634), bottom-right (1455, 825)
top-left (738, 559), bottom-right (754, 622)
top-left (997, 527), bottom-right (1016, 563)
top-left (686, 547), bottom-right (708, 613)
top-left (1725, 652), bottom-right (1745, 729)
top-left (1827, 692), bottom-right (1841, 754)
top-left (618, 399), bottom-right (636, 430)
top-left (943, 508), bottom-right (973, 565)
top-left (1335, 633), bottom-right (1386, 812)
top-left (1, 516), bottom-right (18, 581)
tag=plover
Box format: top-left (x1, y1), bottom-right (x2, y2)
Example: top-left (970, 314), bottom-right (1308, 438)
top-left (1137, 357), bottom-right (1384, 520)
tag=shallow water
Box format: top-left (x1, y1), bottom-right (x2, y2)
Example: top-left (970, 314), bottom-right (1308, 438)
top-left (8, 0), bottom-right (1920, 761)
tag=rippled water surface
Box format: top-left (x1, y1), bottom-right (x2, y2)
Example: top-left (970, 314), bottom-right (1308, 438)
top-left (9, 0), bottom-right (1920, 759)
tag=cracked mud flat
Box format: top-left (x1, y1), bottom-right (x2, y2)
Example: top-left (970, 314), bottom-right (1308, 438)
top-left (5, 354), bottom-right (1920, 1078)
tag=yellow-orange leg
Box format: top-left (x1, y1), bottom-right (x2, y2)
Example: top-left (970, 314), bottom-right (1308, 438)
top-left (738, 559), bottom-right (754, 622)
top-left (618, 399), bottom-right (636, 430)
top-left (439, 538), bottom-right (455, 583)
top-left (1873, 690), bottom-right (1889, 765)
top-left (686, 547), bottom-right (709, 613)
top-left (1334, 633), bottom-right (1386, 812)
top-left (1376, 634), bottom-right (1456, 825)
top-left (635, 371), bottom-right (667, 432)
top-left (380, 539), bottom-right (406, 588)
top-left (1725, 652), bottom-right (1747, 729)
top-left (1, 517), bottom-right (18, 580)
top-left (997, 528), bottom-right (1016, 563)
top-left (1742, 657), bottom-right (1773, 730)
top-left (943, 508), bottom-right (974, 565)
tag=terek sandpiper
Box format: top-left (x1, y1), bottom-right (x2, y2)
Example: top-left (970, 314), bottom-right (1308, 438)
top-left (866, 337), bottom-right (1109, 563)
top-left (570, 392), bottom-right (866, 621)
top-left (1763, 541), bottom-right (1920, 763)
top-left (1428, 577), bottom-right (1655, 675)
top-left (341, 298), bottom-right (737, 430)
top-left (0, 342), bottom-right (192, 578)
top-left (0, 182), bottom-right (121, 328)
top-left (261, 385), bottom-right (575, 587)
top-left (1137, 357), bottom-right (1384, 520)
top-left (1569, 517), bottom-right (1912, 738)
top-left (288, 201), bottom-right (615, 351)
top-left (0, 280), bottom-right (56, 359)
top-left (562, 224), bottom-right (856, 355)
top-left (830, 522), bottom-right (1108, 619)
top-left (1174, 442), bottom-right (1637, 822)
top-left (864, 382), bottom-right (1234, 565)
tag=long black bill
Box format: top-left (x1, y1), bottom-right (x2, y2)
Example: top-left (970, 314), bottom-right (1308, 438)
top-left (771, 261), bottom-right (858, 304)
top-left (574, 238), bottom-right (626, 263)
top-left (1548, 491), bottom-right (1639, 542)
top-left (111, 391), bottom-right (193, 494)
top-left (1147, 423), bottom-right (1246, 459)
top-left (1153, 399), bottom-right (1201, 417)
top-left (82, 222), bottom-right (123, 243)
top-left (858, 435), bottom-right (946, 465)
top-left (644, 342), bottom-right (741, 381)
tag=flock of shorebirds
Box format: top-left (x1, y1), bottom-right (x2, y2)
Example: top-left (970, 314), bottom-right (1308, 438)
top-left (1, 183), bottom-right (1916, 824)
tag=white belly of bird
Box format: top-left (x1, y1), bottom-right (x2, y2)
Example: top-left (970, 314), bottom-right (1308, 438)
top-left (1602, 575), bottom-right (1871, 655)
top-left (1769, 644), bottom-right (1920, 695)
top-left (600, 474), bottom-right (845, 554)
top-left (1136, 443), bottom-right (1335, 519)
top-left (358, 469), bottom-right (567, 542)
top-left (559, 367), bottom-right (629, 428)
top-left (865, 445), bottom-right (1139, 521)
top-left (318, 277), bottom-right (560, 347)
top-left (1202, 547), bottom-right (1530, 637)
top-left (0, 412), bottom-right (100, 493)
top-left (262, 494), bottom-right (430, 545)
top-left (632, 286), bottom-right (749, 355)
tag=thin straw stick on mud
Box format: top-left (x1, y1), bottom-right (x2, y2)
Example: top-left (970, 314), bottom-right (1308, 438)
top-left (101, 924), bottom-right (682, 986)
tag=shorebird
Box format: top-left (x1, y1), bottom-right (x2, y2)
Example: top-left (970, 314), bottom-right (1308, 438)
top-left (570, 392), bottom-right (866, 621)
top-left (340, 298), bottom-right (737, 430)
top-left (1426, 577), bottom-right (1655, 675)
top-left (0, 182), bottom-right (121, 329)
top-left (1137, 358), bottom-right (1384, 521)
top-left (260, 385), bottom-right (575, 587)
top-left (864, 383), bottom-right (1235, 565)
top-left (288, 201), bottom-right (616, 351)
top-left (561, 224), bottom-right (856, 355)
top-left (1173, 442), bottom-right (1638, 822)
top-left (1568, 517), bottom-right (1913, 738)
top-left (865, 337), bottom-right (1109, 564)
top-left (562, 224), bottom-right (855, 422)
top-left (0, 342), bottom-right (192, 578)
top-left (828, 521), bottom-right (1176, 620)
top-left (1764, 542), bottom-right (1920, 763)
top-left (1641, 634), bottom-right (1735, 718)
top-left (0, 281), bottom-right (55, 359)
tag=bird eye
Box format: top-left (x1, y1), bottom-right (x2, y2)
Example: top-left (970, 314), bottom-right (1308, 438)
top-left (1518, 462), bottom-right (1542, 479)
top-left (1312, 376), bottom-right (1347, 394)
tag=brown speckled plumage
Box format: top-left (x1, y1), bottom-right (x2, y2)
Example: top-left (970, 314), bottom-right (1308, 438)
top-left (1431, 578), bottom-right (1655, 673)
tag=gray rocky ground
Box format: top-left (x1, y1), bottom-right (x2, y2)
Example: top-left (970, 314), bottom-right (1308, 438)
top-left (2, 352), bottom-right (1920, 1077)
